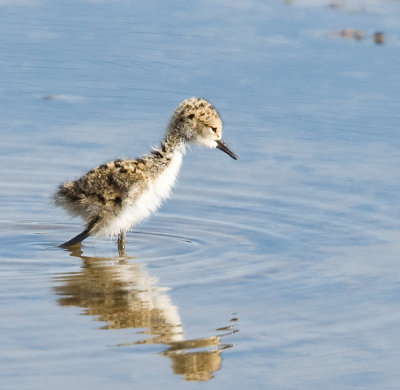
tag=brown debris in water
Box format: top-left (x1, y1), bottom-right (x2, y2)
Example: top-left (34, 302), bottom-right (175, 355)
top-left (373, 31), bottom-right (386, 45)
top-left (333, 29), bottom-right (364, 41)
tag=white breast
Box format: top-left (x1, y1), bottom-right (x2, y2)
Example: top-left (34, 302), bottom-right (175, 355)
top-left (100, 151), bottom-right (183, 237)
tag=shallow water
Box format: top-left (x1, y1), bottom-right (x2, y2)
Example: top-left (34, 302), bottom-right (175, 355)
top-left (1, 1), bottom-right (400, 389)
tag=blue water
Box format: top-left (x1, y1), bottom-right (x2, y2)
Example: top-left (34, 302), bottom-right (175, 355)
top-left (1, 1), bottom-right (400, 389)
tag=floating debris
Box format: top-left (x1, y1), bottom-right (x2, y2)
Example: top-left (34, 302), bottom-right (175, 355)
top-left (373, 31), bottom-right (386, 45)
top-left (333, 29), bottom-right (364, 41)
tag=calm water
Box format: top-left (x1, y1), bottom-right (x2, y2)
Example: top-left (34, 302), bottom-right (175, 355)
top-left (1, 1), bottom-right (400, 389)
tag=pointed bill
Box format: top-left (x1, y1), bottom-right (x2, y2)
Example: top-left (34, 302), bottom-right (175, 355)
top-left (216, 139), bottom-right (238, 160)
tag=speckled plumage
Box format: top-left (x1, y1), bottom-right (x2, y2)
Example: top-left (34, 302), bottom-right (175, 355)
top-left (55, 97), bottom-right (237, 252)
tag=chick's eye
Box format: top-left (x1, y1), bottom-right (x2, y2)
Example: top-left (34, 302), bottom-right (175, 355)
top-left (210, 127), bottom-right (217, 133)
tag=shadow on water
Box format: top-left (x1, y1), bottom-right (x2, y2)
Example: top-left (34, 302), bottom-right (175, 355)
top-left (52, 245), bottom-right (238, 382)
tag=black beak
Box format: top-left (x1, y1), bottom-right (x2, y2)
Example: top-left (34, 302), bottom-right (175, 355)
top-left (216, 139), bottom-right (238, 160)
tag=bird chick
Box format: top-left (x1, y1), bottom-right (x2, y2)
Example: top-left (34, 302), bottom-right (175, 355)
top-left (55, 97), bottom-right (237, 253)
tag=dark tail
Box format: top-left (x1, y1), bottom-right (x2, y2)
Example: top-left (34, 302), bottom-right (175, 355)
top-left (59, 228), bottom-right (91, 248)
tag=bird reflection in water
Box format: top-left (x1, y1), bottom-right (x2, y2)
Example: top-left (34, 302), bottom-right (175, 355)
top-left (53, 245), bottom-right (238, 382)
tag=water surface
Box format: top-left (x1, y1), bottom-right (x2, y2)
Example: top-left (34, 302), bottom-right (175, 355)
top-left (1, 1), bottom-right (400, 389)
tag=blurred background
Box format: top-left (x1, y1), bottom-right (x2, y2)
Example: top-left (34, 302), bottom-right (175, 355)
top-left (1, 1), bottom-right (400, 389)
